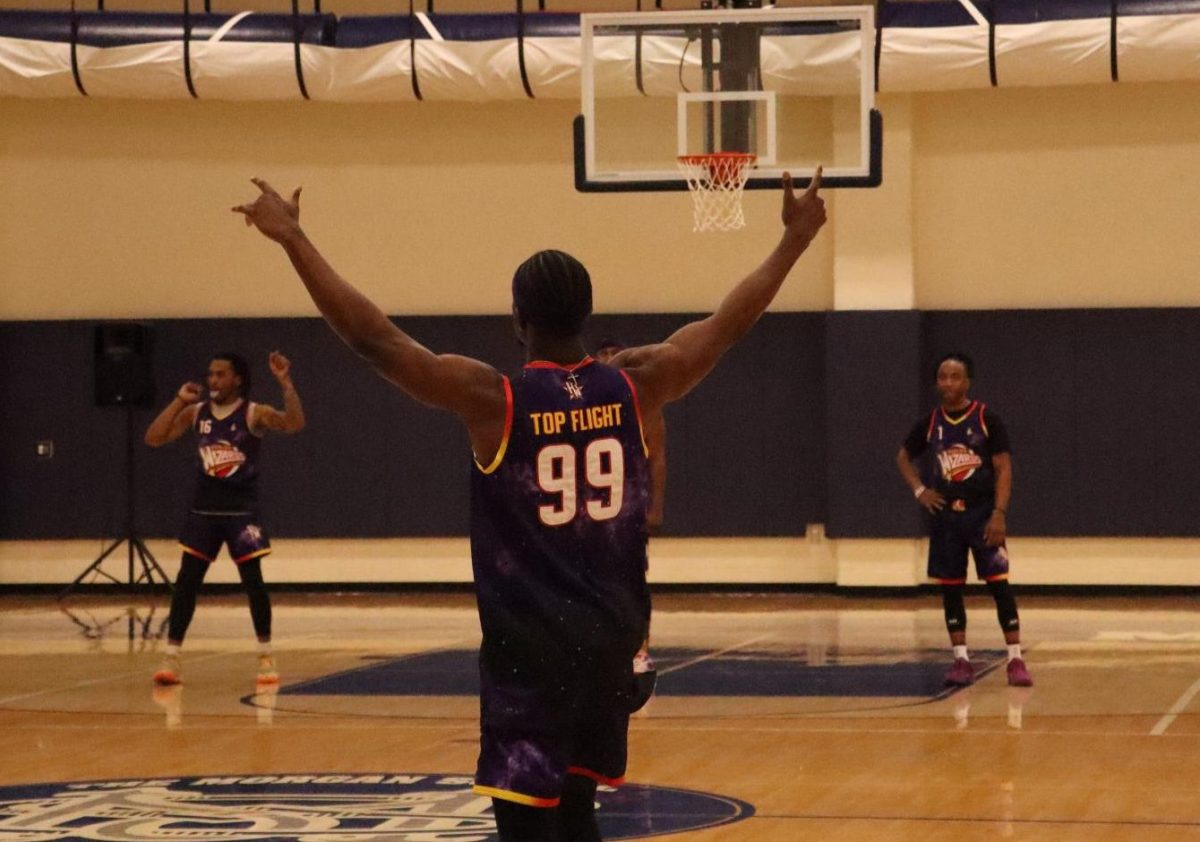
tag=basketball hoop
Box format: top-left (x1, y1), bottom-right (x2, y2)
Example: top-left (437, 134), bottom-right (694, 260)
top-left (676, 152), bottom-right (757, 232)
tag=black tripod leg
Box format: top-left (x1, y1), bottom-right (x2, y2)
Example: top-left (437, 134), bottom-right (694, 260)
top-left (59, 538), bottom-right (127, 598)
top-left (133, 537), bottom-right (174, 592)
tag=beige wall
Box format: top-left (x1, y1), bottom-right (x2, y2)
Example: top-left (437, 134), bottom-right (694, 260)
top-left (5, 81), bottom-right (1199, 320)
top-left (0, 97), bottom-right (834, 319)
top-left (911, 81), bottom-right (1200, 310)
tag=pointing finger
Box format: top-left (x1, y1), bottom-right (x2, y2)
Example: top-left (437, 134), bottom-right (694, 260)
top-left (251, 177), bottom-right (282, 199)
top-left (291, 186), bottom-right (303, 207)
top-left (781, 171), bottom-right (795, 202)
top-left (805, 165), bottom-right (823, 195)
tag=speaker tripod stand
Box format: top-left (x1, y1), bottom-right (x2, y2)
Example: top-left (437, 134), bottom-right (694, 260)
top-left (60, 407), bottom-right (174, 598)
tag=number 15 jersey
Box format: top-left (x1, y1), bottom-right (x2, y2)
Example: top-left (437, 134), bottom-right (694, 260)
top-left (470, 358), bottom-right (651, 720)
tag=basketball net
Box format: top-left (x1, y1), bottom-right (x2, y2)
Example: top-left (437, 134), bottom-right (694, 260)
top-left (676, 152), bottom-right (757, 232)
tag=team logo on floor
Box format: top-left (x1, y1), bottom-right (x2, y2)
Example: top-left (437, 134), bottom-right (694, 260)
top-left (0, 773), bottom-right (753, 840)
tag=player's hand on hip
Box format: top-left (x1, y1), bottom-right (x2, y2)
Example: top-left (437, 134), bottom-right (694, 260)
top-left (781, 166), bottom-right (826, 244)
top-left (233, 178), bottom-right (303, 244)
top-left (917, 488), bottom-right (945, 514)
top-left (178, 382), bottom-right (203, 403)
top-left (984, 511), bottom-right (1007, 546)
top-left (268, 350), bottom-right (291, 381)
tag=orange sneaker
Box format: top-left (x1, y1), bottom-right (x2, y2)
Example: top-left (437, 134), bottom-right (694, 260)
top-left (256, 653), bottom-right (279, 685)
top-left (153, 652), bottom-right (182, 686)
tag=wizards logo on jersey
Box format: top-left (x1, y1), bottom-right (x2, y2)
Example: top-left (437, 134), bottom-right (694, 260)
top-left (0, 774), bottom-right (753, 840)
top-left (199, 441), bottom-right (246, 478)
top-left (936, 443), bottom-right (982, 483)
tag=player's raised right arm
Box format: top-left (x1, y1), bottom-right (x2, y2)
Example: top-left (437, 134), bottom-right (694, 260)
top-left (144, 384), bottom-right (201, 447)
top-left (232, 180), bottom-right (505, 429)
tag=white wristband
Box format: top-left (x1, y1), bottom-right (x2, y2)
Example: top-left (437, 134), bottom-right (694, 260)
top-left (913, 485), bottom-right (927, 499)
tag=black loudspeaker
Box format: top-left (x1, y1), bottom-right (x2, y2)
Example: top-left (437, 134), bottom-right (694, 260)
top-left (94, 322), bottom-right (155, 408)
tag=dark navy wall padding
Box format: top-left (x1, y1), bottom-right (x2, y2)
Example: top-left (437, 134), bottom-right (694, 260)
top-left (878, 1), bottom-right (987, 29)
top-left (924, 309), bottom-right (1200, 537)
top-left (993, 1), bottom-right (1112, 25)
top-left (652, 313), bottom-right (825, 536)
top-left (1119, 1), bottom-right (1195, 18)
top-left (28, 11), bottom-right (339, 48)
top-left (583, 312), bottom-right (826, 536)
top-left (337, 15), bottom-right (422, 47)
top-left (7, 309), bottom-right (1200, 541)
top-left (0, 314), bottom-right (825, 541)
top-left (922, 311), bottom-right (1081, 536)
top-left (0, 322), bottom-right (129, 540)
top-left (824, 311), bottom-right (923, 539)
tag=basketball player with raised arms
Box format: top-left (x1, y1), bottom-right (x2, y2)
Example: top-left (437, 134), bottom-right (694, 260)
top-left (895, 352), bottom-right (1032, 689)
top-left (233, 171), bottom-right (825, 842)
top-left (144, 351), bottom-right (306, 686)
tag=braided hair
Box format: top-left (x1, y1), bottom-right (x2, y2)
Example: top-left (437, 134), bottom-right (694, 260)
top-left (512, 250), bottom-right (593, 340)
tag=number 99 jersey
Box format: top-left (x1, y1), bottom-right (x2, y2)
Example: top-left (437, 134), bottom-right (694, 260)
top-left (470, 357), bottom-right (651, 727)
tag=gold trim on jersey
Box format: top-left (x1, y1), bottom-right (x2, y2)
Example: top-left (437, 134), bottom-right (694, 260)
top-left (939, 401), bottom-right (979, 426)
top-left (475, 376), bottom-right (513, 475)
top-left (471, 784), bottom-right (559, 808)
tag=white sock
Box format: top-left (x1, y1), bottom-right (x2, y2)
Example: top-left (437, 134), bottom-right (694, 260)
top-left (257, 641), bottom-right (272, 656)
top-left (1007, 643), bottom-right (1022, 662)
top-left (1008, 702), bottom-right (1023, 730)
top-left (166, 644), bottom-right (181, 657)
top-left (953, 644), bottom-right (969, 661)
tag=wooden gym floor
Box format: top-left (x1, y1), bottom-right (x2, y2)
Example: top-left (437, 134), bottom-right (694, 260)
top-left (2, 590), bottom-right (1199, 840)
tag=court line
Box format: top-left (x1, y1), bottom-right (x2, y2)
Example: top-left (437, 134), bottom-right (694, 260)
top-left (10, 718), bottom-right (1200, 741)
top-left (0, 650), bottom-right (234, 707)
top-left (754, 812), bottom-right (1200, 829)
top-left (250, 635), bottom-right (779, 719)
top-left (657, 633), bottom-right (775, 676)
top-left (1149, 675), bottom-right (1200, 736)
top-left (0, 632), bottom-right (330, 708)
top-left (263, 635), bottom-right (483, 699)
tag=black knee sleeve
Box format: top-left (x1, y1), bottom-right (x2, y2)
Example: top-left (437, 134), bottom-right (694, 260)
top-left (987, 579), bottom-right (1020, 633)
top-left (492, 798), bottom-right (556, 842)
top-left (167, 554), bottom-right (209, 643)
top-left (557, 775), bottom-right (601, 842)
top-left (237, 559), bottom-right (272, 639)
top-left (941, 584), bottom-right (967, 634)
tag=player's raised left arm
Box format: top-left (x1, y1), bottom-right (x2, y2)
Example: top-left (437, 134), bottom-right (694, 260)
top-left (624, 170), bottom-right (826, 412)
top-left (253, 350), bottom-right (307, 434)
top-left (232, 180), bottom-right (506, 430)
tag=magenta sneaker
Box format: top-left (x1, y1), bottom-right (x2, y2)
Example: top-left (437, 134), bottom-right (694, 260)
top-left (944, 657), bottom-right (974, 686)
top-left (1006, 657), bottom-right (1033, 687)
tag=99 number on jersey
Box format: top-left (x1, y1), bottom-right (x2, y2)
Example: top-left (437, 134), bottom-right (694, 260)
top-left (537, 438), bottom-right (624, 526)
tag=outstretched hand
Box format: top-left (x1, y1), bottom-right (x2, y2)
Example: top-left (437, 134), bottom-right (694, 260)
top-left (780, 167), bottom-right (826, 246)
top-left (233, 178), bottom-right (303, 244)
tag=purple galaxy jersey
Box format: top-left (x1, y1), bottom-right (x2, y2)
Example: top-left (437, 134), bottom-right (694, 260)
top-left (191, 399), bottom-right (262, 513)
top-left (470, 358), bottom-right (651, 803)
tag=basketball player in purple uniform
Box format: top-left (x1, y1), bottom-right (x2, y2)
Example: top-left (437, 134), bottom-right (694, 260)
top-left (144, 350), bottom-right (306, 686)
top-left (595, 338), bottom-right (665, 711)
top-left (896, 352), bottom-right (1032, 688)
top-left (233, 170), bottom-right (825, 842)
